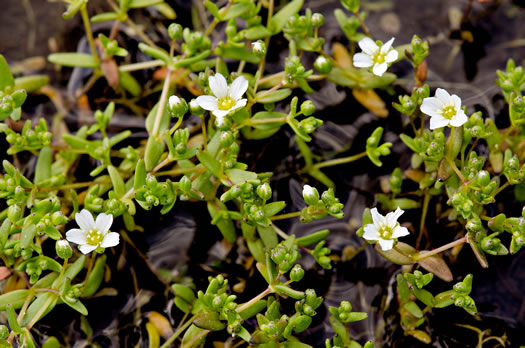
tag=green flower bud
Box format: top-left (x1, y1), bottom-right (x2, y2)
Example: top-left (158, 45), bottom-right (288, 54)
top-left (475, 170), bottom-right (490, 187)
top-left (300, 100), bottom-right (316, 116)
top-left (168, 95), bottom-right (188, 118)
top-left (168, 23), bottom-right (183, 40)
top-left (311, 13), bottom-right (324, 27)
top-left (290, 264), bottom-right (304, 282)
top-left (340, 300), bottom-right (352, 312)
top-left (251, 40), bottom-right (266, 58)
top-left (219, 131), bottom-right (234, 148)
top-left (11, 90), bottom-right (27, 108)
top-left (51, 211), bottom-right (68, 225)
top-left (303, 184), bottom-right (319, 205)
top-left (56, 240), bottom-right (73, 259)
top-left (179, 176), bottom-right (192, 193)
top-left (389, 168), bottom-right (403, 194)
top-left (189, 99), bottom-right (205, 115)
top-left (313, 55), bottom-right (333, 74)
top-left (256, 183), bottom-right (272, 200)
top-left (299, 116), bottom-right (323, 133)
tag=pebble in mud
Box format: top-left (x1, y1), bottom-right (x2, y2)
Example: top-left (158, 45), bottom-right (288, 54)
top-left (380, 12), bottom-right (401, 35)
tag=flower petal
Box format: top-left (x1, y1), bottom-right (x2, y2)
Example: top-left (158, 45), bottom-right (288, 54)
top-left (66, 228), bottom-right (87, 245)
top-left (78, 244), bottom-right (97, 255)
top-left (100, 232), bottom-right (120, 248)
top-left (435, 88), bottom-right (452, 104)
top-left (95, 213), bottom-right (113, 234)
top-left (370, 208), bottom-right (386, 227)
top-left (381, 37), bottom-right (395, 53)
top-left (212, 109), bottom-right (230, 118)
top-left (429, 115), bottom-right (450, 130)
top-left (196, 96), bottom-right (218, 111)
top-left (385, 49), bottom-right (398, 63)
top-left (229, 76), bottom-right (248, 100)
top-left (372, 62), bottom-right (388, 76)
top-left (450, 109), bottom-right (468, 127)
top-left (353, 53), bottom-right (373, 68)
top-left (451, 94), bottom-right (462, 109)
top-left (75, 209), bottom-right (95, 231)
top-left (421, 97), bottom-right (444, 117)
top-left (363, 224), bottom-right (380, 241)
top-left (378, 238), bottom-right (394, 251)
top-left (209, 73), bottom-right (228, 98)
top-left (385, 207), bottom-right (404, 226)
top-left (230, 98), bottom-right (247, 113)
top-left (392, 226), bottom-right (410, 238)
top-left (358, 37), bottom-right (378, 55)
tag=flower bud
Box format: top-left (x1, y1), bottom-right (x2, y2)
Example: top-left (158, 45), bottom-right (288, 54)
top-left (189, 99), bottom-right (205, 115)
top-left (300, 100), bottom-right (316, 116)
top-left (168, 23), bottom-right (183, 41)
top-left (11, 90), bottom-right (27, 108)
top-left (256, 182), bottom-right (272, 200)
top-left (56, 239), bottom-right (73, 259)
top-left (303, 185), bottom-right (319, 205)
top-left (251, 40), bottom-right (266, 58)
top-left (51, 211), bottom-right (68, 225)
top-left (311, 13), bottom-right (324, 27)
top-left (299, 116), bottom-right (323, 133)
top-left (290, 264), bottom-right (304, 282)
top-left (313, 55), bottom-right (333, 74)
top-left (179, 176), bottom-right (192, 193)
top-left (219, 131), bottom-right (234, 148)
top-left (168, 95), bottom-right (188, 118)
top-left (475, 170), bottom-right (490, 187)
top-left (0, 325), bottom-right (8, 339)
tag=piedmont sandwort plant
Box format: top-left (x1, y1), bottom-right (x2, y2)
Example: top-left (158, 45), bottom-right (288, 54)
top-left (0, 0), bottom-right (524, 346)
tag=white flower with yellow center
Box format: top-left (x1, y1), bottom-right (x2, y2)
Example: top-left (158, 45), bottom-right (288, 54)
top-left (363, 207), bottom-right (409, 251)
top-left (420, 88), bottom-right (468, 130)
top-left (66, 209), bottom-right (119, 255)
top-left (353, 37), bottom-right (398, 76)
top-left (196, 73), bottom-right (248, 125)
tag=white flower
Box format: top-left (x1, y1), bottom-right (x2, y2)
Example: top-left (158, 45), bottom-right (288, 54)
top-left (353, 37), bottom-right (398, 76)
top-left (66, 209), bottom-right (119, 255)
top-left (169, 95), bottom-right (182, 108)
top-left (303, 184), bottom-right (315, 197)
top-left (363, 207), bottom-right (409, 251)
top-left (196, 73), bottom-right (248, 125)
top-left (420, 88), bottom-right (468, 130)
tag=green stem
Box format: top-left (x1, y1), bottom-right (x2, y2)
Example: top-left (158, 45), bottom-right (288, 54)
top-left (413, 236), bottom-right (467, 261)
top-left (270, 211), bottom-right (301, 221)
top-left (236, 287), bottom-right (272, 313)
top-left (119, 60), bottom-right (164, 72)
top-left (80, 5), bottom-right (100, 68)
top-left (160, 313), bottom-right (201, 348)
top-left (312, 151), bottom-right (367, 170)
top-left (26, 294), bottom-right (57, 329)
top-left (54, 258), bottom-right (68, 290)
top-left (416, 191), bottom-right (430, 249)
top-left (152, 68), bottom-right (173, 137)
top-left (492, 181), bottom-right (511, 197)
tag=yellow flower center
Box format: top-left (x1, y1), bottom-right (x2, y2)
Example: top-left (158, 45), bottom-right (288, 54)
top-left (217, 96), bottom-right (236, 111)
top-left (441, 105), bottom-right (457, 120)
top-left (373, 52), bottom-right (387, 64)
top-left (378, 225), bottom-right (393, 239)
top-left (86, 229), bottom-right (104, 246)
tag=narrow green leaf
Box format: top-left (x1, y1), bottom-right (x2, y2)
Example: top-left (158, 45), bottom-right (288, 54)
top-left (218, 46), bottom-right (259, 64)
top-left (107, 165), bottom-right (125, 198)
top-left (133, 159), bottom-right (147, 190)
top-left (0, 55), bottom-right (15, 90)
top-left (82, 255), bottom-right (106, 297)
top-left (403, 301), bottom-right (423, 318)
top-left (272, 285), bottom-right (305, 299)
top-left (21, 224), bottom-right (36, 249)
top-left (269, 0), bottom-right (304, 34)
top-left (255, 89), bottom-right (292, 104)
top-left (119, 71), bottom-right (141, 97)
top-left (0, 290), bottom-right (29, 311)
top-left (91, 12), bottom-right (120, 23)
top-left (193, 312), bottom-right (226, 331)
top-left (296, 229), bottom-right (330, 247)
top-left (62, 0), bottom-right (86, 19)
top-left (14, 75), bottom-right (49, 92)
top-left (0, 219), bottom-right (11, 250)
top-left (63, 255), bottom-right (86, 280)
top-left (144, 136), bottom-right (165, 172)
top-left (138, 43), bottom-right (170, 65)
top-left (7, 304), bottom-right (23, 334)
top-left (225, 168), bottom-right (258, 185)
top-left (21, 292), bottom-right (58, 326)
top-left (196, 150), bottom-right (222, 179)
top-left (35, 147), bottom-right (52, 186)
top-left (48, 53), bottom-right (96, 68)
top-left (263, 201), bottom-right (286, 217)
top-left (257, 226), bottom-right (278, 249)
top-left (208, 201), bottom-right (236, 243)
top-left (128, 0), bottom-right (163, 8)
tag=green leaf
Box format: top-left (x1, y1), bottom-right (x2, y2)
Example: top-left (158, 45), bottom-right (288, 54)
top-left (225, 168), bottom-right (258, 185)
top-left (204, 0), bottom-right (221, 19)
top-left (138, 43), bottom-right (170, 65)
top-left (82, 255), bottom-right (106, 297)
top-left (374, 242), bottom-right (415, 265)
top-left (91, 12), bottom-right (120, 23)
top-left (63, 255), bottom-right (86, 280)
top-left (238, 300), bottom-right (267, 320)
top-left (196, 149), bottom-right (222, 179)
top-left (413, 288), bottom-right (435, 307)
top-left (0, 55), bottom-right (14, 90)
top-left (218, 46), bottom-right (259, 64)
top-left (34, 147), bottom-right (52, 186)
top-left (0, 290), bottom-right (29, 311)
top-left (359, 72), bottom-right (397, 89)
top-left (62, 0), bottom-right (86, 19)
top-left (62, 296), bottom-right (88, 315)
top-left (257, 225), bottom-right (278, 249)
top-left (21, 223), bottom-right (36, 249)
top-left (244, 26), bottom-right (272, 40)
top-left (222, 2), bottom-right (252, 20)
top-left (119, 71), bottom-right (141, 97)
top-left (145, 101), bottom-right (170, 135)
top-left (128, 0), bottom-right (163, 8)
top-left (144, 136), bottom-right (165, 172)
top-left (263, 201), bottom-right (286, 217)
top-left (48, 53), bottom-right (96, 68)
top-left (208, 201), bottom-right (236, 243)
top-left (107, 165), bottom-right (125, 198)
top-left (416, 253), bottom-right (453, 282)
top-left (396, 274), bottom-right (410, 304)
top-left (296, 229), bottom-right (330, 247)
top-left (21, 292), bottom-right (58, 326)
top-left (255, 89), bottom-right (292, 104)
top-left (0, 219), bottom-right (11, 250)
top-left (272, 285), bottom-right (305, 299)
top-left (269, 0), bottom-right (304, 34)
top-left (346, 312), bottom-right (368, 322)
top-left (7, 304), bottom-right (23, 334)
top-left (329, 316), bottom-right (350, 345)
top-left (154, 3), bottom-right (176, 19)
top-left (193, 312), bottom-right (226, 331)
top-left (403, 301), bottom-right (423, 318)
top-left (14, 75), bottom-right (49, 92)
top-left (133, 159), bottom-right (147, 190)
top-left (327, 67), bottom-right (357, 88)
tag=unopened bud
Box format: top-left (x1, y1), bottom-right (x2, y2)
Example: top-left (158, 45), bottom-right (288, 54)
top-left (303, 184), bottom-right (319, 205)
top-left (56, 240), bottom-right (73, 259)
top-left (168, 95), bottom-right (188, 118)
